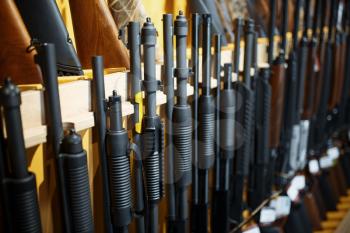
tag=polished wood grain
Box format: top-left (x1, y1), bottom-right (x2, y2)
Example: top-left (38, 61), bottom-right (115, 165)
top-left (69, 0), bottom-right (130, 69)
top-left (0, 0), bottom-right (42, 84)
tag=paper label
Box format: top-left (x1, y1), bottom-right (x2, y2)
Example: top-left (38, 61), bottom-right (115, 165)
top-left (274, 196), bottom-right (291, 217)
top-left (308, 159), bottom-right (320, 174)
top-left (287, 185), bottom-right (299, 201)
top-left (291, 175), bottom-right (306, 190)
top-left (243, 226), bottom-right (261, 233)
top-left (259, 207), bottom-right (276, 224)
top-left (327, 147), bottom-right (340, 160)
top-left (319, 156), bottom-right (334, 169)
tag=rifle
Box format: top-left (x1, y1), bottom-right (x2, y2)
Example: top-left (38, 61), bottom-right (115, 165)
top-left (292, 0), bottom-right (312, 172)
top-left (91, 56), bottom-right (114, 233)
top-left (302, 0), bottom-right (322, 120)
top-left (0, 78), bottom-right (42, 233)
top-left (35, 43), bottom-right (93, 232)
top-left (248, 67), bottom-right (271, 211)
top-left (190, 13), bottom-right (200, 233)
top-left (140, 18), bottom-right (164, 233)
top-left (266, 0), bottom-right (287, 191)
top-left (15, 0), bottom-right (83, 75)
top-left (162, 14), bottom-right (176, 233)
top-left (196, 14), bottom-right (215, 233)
top-left (68, 0), bottom-right (130, 69)
top-left (230, 19), bottom-right (255, 226)
top-left (188, 0), bottom-right (228, 45)
top-left (212, 64), bottom-right (235, 233)
top-left (0, 0), bottom-right (42, 84)
top-left (126, 22), bottom-right (145, 233)
top-left (172, 11), bottom-right (193, 233)
top-left (105, 91), bottom-right (133, 233)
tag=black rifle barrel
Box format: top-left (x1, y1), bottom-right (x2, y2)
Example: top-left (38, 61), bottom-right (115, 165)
top-left (126, 22), bottom-right (146, 233)
top-left (162, 13), bottom-right (176, 232)
top-left (0, 78), bottom-right (42, 233)
top-left (268, 0), bottom-right (276, 65)
top-left (281, 0), bottom-right (289, 53)
top-left (35, 43), bottom-right (70, 231)
top-left (215, 34), bottom-right (222, 168)
top-left (191, 13), bottom-right (200, 233)
top-left (197, 13), bottom-right (215, 233)
top-left (173, 11), bottom-right (192, 231)
top-left (234, 18), bottom-right (244, 74)
top-left (293, 0), bottom-right (302, 51)
top-left (91, 56), bottom-right (114, 233)
top-left (106, 91), bottom-right (132, 233)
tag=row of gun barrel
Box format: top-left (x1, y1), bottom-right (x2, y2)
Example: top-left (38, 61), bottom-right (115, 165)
top-left (1, 0), bottom-right (350, 233)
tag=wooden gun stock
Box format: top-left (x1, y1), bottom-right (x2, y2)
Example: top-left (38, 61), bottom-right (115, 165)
top-left (69, 0), bottom-right (130, 69)
top-left (0, 0), bottom-right (42, 84)
top-left (328, 38), bottom-right (346, 110)
top-left (313, 39), bottom-right (327, 114)
top-left (269, 61), bottom-right (286, 148)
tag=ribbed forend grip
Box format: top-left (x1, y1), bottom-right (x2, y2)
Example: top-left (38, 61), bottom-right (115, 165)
top-left (173, 106), bottom-right (192, 186)
top-left (6, 173), bottom-right (42, 233)
top-left (198, 96), bottom-right (215, 170)
top-left (142, 129), bottom-right (161, 202)
top-left (62, 152), bottom-right (94, 232)
top-left (235, 83), bottom-right (254, 176)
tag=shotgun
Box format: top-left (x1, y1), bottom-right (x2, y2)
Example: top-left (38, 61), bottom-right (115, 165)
top-left (68, 0), bottom-right (130, 69)
top-left (0, 0), bottom-right (42, 84)
top-left (233, 18), bottom-right (244, 76)
top-left (105, 91), bottom-right (133, 233)
top-left (162, 14), bottom-right (176, 233)
top-left (172, 11), bottom-right (192, 233)
top-left (15, 0), bottom-right (83, 75)
top-left (212, 64), bottom-right (235, 233)
top-left (291, 0), bottom-right (312, 172)
top-left (196, 14), bottom-right (215, 233)
top-left (140, 18), bottom-right (164, 233)
top-left (190, 13), bottom-right (200, 233)
top-left (230, 19), bottom-right (255, 226)
top-left (266, 0), bottom-right (287, 192)
top-left (91, 56), bottom-right (114, 233)
top-left (248, 67), bottom-right (271, 211)
top-left (126, 22), bottom-right (146, 233)
top-left (0, 78), bottom-right (42, 233)
top-left (35, 43), bottom-right (93, 232)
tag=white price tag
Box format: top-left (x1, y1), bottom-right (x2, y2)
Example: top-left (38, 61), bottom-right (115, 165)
top-left (327, 147), bottom-right (340, 160)
top-left (274, 196), bottom-right (291, 217)
top-left (287, 185), bottom-right (299, 201)
top-left (308, 160), bottom-right (320, 174)
top-left (259, 207), bottom-right (276, 224)
top-left (243, 226), bottom-right (261, 233)
top-left (319, 156), bottom-right (333, 168)
top-left (291, 175), bottom-right (306, 190)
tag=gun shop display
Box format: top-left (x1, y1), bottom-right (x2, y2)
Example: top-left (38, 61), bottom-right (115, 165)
top-left (2, 0), bottom-right (350, 232)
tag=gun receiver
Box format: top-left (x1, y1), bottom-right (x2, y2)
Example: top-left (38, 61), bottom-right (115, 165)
top-left (141, 18), bottom-right (164, 233)
top-left (35, 43), bottom-right (93, 232)
top-left (91, 56), bottom-right (114, 233)
top-left (0, 0), bottom-right (42, 84)
top-left (196, 14), bottom-right (215, 233)
top-left (230, 19), bottom-right (255, 226)
top-left (126, 22), bottom-right (145, 233)
top-left (212, 64), bottom-right (235, 233)
top-left (15, 0), bottom-right (83, 75)
top-left (0, 78), bottom-right (42, 233)
top-left (69, 0), bottom-right (130, 69)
